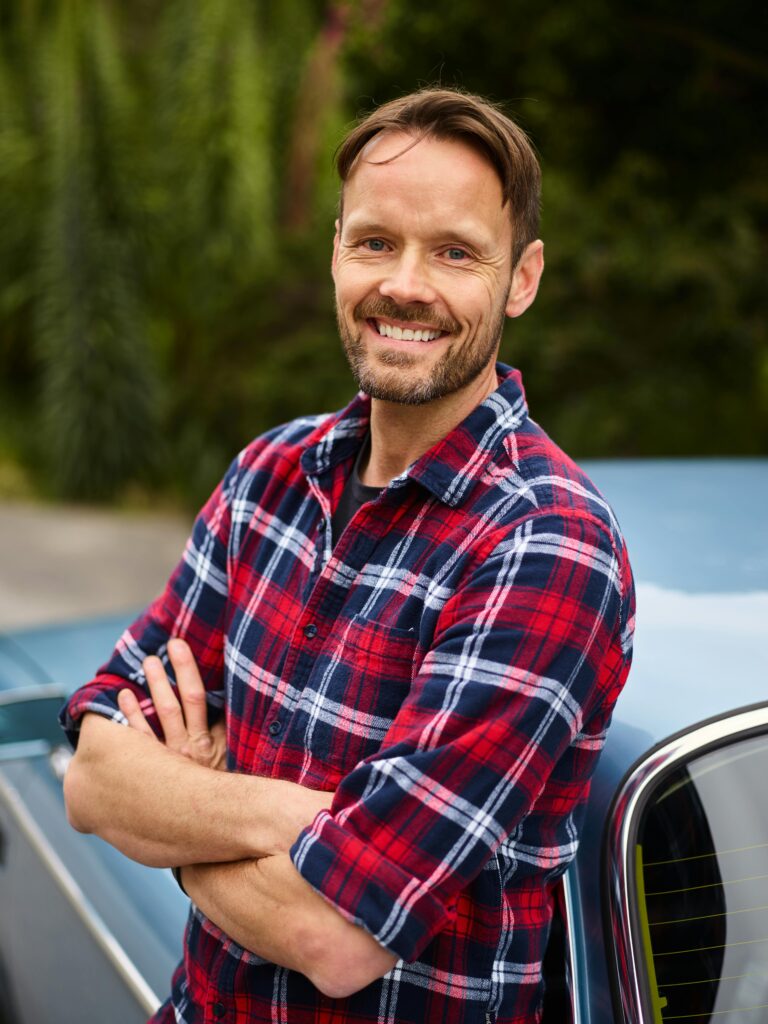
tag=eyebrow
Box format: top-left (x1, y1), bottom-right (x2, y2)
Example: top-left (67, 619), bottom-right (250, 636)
top-left (340, 218), bottom-right (495, 253)
top-left (340, 220), bottom-right (389, 236)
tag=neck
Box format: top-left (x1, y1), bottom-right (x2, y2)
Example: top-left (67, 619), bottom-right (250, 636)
top-left (359, 365), bottom-right (500, 488)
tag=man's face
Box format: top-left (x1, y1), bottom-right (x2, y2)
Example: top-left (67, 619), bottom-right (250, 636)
top-left (332, 132), bottom-right (523, 406)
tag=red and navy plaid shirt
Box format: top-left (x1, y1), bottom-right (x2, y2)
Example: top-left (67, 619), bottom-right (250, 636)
top-left (61, 365), bottom-right (635, 1024)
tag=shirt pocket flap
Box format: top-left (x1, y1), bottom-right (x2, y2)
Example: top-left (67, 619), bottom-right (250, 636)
top-left (297, 614), bottom-right (418, 774)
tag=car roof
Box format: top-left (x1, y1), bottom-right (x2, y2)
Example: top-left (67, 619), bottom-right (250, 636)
top-left (0, 612), bottom-right (134, 695)
top-left (584, 458), bottom-right (768, 769)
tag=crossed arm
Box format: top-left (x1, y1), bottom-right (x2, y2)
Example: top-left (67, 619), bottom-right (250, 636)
top-left (63, 639), bottom-right (397, 999)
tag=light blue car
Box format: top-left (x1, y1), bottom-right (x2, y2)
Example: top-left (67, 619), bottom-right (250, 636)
top-left (1, 459), bottom-right (766, 1024)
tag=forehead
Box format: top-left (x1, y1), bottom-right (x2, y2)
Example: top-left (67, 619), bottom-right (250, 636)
top-left (341, 131), bottom-right (510, 245)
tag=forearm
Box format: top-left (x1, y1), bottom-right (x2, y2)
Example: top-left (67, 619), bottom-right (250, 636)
top-left (64, 714), bottom-right (331, 867)
top-left (184, 854), bottom-right (398, 998)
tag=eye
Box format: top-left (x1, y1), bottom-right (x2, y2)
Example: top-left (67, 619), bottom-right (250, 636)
top-left (444, 247), bottom-right (469, 261)
top-left (363, 238), bottom-right (388, 252)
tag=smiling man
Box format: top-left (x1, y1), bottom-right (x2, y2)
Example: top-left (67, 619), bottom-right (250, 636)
top-left (62, 89), bottom-right (635, 1024)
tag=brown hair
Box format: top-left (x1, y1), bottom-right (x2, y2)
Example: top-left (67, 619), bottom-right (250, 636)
top-left (336, 88), bottom-right (541, 266)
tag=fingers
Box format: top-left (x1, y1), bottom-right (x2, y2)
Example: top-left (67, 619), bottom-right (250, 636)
top-left (207, 718), bottom-right (228, 771)
top-left (143, 654), bottom-right (189, 748)
top-left (117, 688), bottom-right (155, 736)
top-left (167, 639), bottom-right (209, 738)
top-left (139, 639), bottom-right (218, 765)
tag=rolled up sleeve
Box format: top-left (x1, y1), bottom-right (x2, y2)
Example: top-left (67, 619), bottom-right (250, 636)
top-left (290, 511), bottom-right (632, 961)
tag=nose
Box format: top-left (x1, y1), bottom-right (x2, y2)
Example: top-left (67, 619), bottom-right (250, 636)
top-left (378, 251), bottom-right (437, 306)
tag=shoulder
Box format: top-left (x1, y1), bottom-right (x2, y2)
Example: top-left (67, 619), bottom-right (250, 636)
top-left (475, 417), bottom-right (633, 598)
top-left (481, 414), bottom-right (618, 532)
top-left (517, 420), bottom-right (621, 535)
top-left (219, 413), bottom-right (334, 498)
top-left (237, 413), bottom-right (333, 470)
top-left (443, 367), bottom-right (624, 559)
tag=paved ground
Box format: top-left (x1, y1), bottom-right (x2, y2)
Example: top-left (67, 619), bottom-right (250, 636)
top-left (0, 500), bottom-right (192, 630)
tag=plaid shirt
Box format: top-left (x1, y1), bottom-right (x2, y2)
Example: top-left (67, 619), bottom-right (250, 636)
top-left (61, 364), bottom-right (634, 1024)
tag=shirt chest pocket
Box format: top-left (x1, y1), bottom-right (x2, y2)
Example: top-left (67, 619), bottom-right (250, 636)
top-left (295, 614), bottom-right (418, 778)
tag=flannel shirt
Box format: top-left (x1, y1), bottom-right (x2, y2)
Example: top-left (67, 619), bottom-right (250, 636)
top-left (61, 364), bottom-right (635, 1024)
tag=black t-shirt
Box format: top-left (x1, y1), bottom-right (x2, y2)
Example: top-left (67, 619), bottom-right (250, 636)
top-left (331, 435), bottom-right (382, 546)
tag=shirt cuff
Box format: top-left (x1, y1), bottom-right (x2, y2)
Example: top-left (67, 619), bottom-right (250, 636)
top-left (290, 810), bottom-right (454, 962)
top-left (58, 675), bottom-right (161, 747)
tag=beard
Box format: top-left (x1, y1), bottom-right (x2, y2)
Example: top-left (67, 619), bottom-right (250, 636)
top-left (337, 294), bottom-right (507, 406)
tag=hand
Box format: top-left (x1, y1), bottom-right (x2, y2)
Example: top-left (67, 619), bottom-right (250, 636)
top-left (117, 638), bottom-right (227, 771)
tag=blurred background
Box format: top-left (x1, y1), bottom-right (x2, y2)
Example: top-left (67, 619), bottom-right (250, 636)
top-left (1, 0), bottom-right (767, 516)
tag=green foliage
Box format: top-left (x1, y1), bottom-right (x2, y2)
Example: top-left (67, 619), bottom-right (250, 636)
top-left (512, 156), bottom-right (767, 456)
top-left (0, 0), bottom-right (346, 503)
top-left (0, 18), bottom-right (42, 465)
top-left (34, 1), bottom-right (157, 499)
top-left (345, 0), bottom-right (768, 457)
top-left (0, 0), bottom-right (765, 505)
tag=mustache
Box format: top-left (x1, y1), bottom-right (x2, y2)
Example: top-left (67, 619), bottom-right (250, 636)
top-left (354, 297), bottom-right (459, 335)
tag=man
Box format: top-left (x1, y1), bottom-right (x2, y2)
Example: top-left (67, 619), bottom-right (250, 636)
top-left (62, 88), bottom-right (634, 1023)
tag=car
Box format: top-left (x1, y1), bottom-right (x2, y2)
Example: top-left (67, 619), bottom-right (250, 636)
top-left (0, 615), bottom-right (188, 1024)
top-left (1, 459), bottom-right (766, 1024)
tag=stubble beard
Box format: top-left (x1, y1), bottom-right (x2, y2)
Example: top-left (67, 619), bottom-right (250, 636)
top-left (336, 296), bottom-right (508, 406)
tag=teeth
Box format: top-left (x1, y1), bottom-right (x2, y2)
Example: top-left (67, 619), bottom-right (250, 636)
top-left (376, 322), bottom-right (442, 341)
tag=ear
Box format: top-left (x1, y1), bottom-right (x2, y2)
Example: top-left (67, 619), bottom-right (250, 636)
top-left (331, 219), bottom-right (341, 278)
top-left (505, 240), bottom-right (544, 319)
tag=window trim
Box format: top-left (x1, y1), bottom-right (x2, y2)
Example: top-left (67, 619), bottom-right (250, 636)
top-left (0, 754), bottom-right (162, 1016)
top-left (603, 700), bottom-right (768, 1024)
top-left (563, 872), bottom-right (582, 1023)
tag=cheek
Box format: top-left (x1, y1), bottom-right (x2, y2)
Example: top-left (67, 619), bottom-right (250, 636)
top-left (335, 262), bottom-right (374, 300)
top-left (333, 277), bottom-right (359, 310)
top-left (449, 279), bottom-right (499, 324)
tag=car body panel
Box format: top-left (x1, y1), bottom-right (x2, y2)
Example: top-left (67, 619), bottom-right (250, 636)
top-left (0, 613), bottom-right (134, 695)
top-left (570, 459), bottom-right (768, 1024)
top-left (0, 691), bottom-right (188, 1023)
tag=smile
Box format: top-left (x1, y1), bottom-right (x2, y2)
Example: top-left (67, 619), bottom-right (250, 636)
top-left (369, 319), bottom-right (446, 342)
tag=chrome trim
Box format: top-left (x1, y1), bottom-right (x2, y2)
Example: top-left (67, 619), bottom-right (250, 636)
top-left (0, 683), bottom-right (65, 707)
top-left (562, 872), bottom-right (582, 1024)
top-left (0, 740), bottom-right (51, 763)
top-left (0, 768), bottom-right (162, 1016)
top-left (606, 703), bottom-right (768, 1024)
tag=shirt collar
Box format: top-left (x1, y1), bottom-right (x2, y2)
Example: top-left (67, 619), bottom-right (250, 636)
top-left (300, 363), bottom-right (529, 508)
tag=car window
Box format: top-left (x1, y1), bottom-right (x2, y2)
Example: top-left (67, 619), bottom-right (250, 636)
top-left (541, 881), bottom-right (573, 1023)
top-left (634, 732), bottom-right (768, 1023)
top-left (0, 692), bottom-right (65, 747)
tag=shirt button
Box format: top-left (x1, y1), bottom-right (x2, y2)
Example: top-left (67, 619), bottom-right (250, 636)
top-left (212, 1003), bottom-right (226, 1019)
top-left (304, 623), bottom-right (318, 639)
top-left (268, 719), bottom-right (282, 737)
